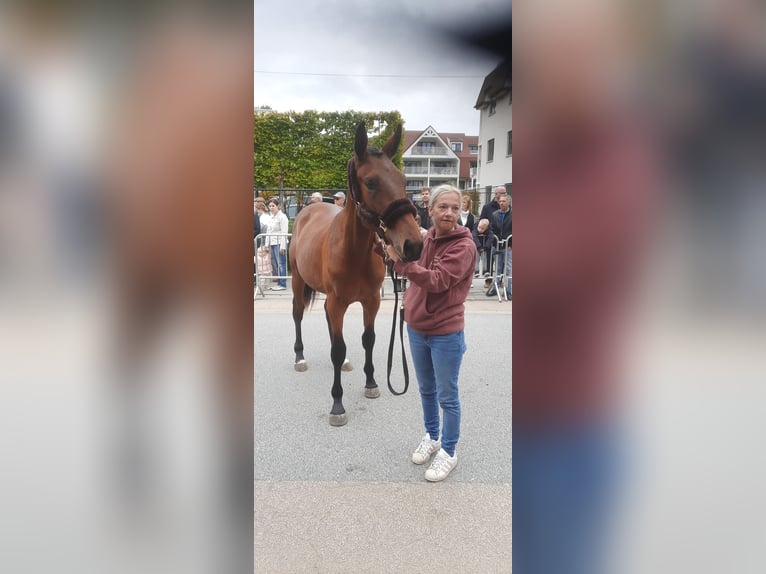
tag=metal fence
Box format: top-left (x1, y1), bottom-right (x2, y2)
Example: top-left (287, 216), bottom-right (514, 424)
top-left (254, 232), bottom-right (292, 297)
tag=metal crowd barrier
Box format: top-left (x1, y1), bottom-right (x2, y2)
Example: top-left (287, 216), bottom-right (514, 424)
top-left (490, 235), bottom-right (512, 302)
top-left (254, 232), bottom-right (292, 297)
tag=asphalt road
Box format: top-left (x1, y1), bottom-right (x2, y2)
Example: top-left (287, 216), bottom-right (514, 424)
top-left (254, 286), bottom-right (512, 573)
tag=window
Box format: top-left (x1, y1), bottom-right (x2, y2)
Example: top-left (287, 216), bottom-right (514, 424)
top-left (450, 142), bottom-right (463, 152)
top-left (489, 101), bottom-right (497, 116)
top-left (507, 130), bottom-right (512, 156)
top-left (469, 144), bottom-right (479, 154)
top-left (487, 139), bottom-right (495, 163)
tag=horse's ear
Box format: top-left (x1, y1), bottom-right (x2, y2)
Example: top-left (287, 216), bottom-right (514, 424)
top-left (382, 124), bottom-right (402, 159)
top-left (354, 122), bottom-right (368, 159)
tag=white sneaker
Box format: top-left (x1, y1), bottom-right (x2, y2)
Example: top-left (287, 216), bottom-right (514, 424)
top-left (411, 434), bottom-right (441, 465)
top-left (272, 285), bottom-right (286, 291)
top-left (425, 448), bottom-right (458, 482)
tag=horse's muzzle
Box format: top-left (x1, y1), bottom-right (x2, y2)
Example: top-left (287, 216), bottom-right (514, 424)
top-left (402, 239), bottom-right (423, 262)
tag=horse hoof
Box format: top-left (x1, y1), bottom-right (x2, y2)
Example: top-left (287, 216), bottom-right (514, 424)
top-left (341, 359), bottom-right (353, 372)
top-left (294, 360), bottom-right (307, 372)
top-left (329, 413), bottom-right (348, 426)
top-left (364, 387), bottom-right (380, 399)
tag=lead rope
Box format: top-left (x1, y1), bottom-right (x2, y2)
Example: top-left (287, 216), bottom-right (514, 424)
top-left (386, 265), bottom-right (410, 396)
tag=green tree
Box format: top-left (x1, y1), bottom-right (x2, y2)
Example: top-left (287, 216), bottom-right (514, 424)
top-left (253, 110), bottom-right (405, 189)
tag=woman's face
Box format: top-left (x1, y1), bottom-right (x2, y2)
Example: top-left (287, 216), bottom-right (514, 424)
top-left (462, 197), bottom-right (469, 210)
top-left (429, 192), bottom-right (461, 237)
top-left (268, 202), bottom-right (278, 213)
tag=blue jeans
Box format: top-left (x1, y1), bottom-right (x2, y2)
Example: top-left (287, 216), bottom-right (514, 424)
top-left (513, 423), bottom-right (619, 574)
top-left (407, 327), bottom-right (466, 456)
top-left (270, 245), bottom-right (287, 287)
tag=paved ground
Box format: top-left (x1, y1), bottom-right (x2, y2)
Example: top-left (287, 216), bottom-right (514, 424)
top-left (254, 281), bottom-right (511, 573)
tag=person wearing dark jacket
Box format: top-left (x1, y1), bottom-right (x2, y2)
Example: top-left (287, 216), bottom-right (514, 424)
top-left (386, 184), bottom-right (476, 483)
top-left (479, 186), bottom-right (507, 275)
top-left (415, 187), bottom-right (433, 230)
top-left (472, 218), bottom-right (495, 279)
top-left (488, 193), bottom-right (512, 298)
top-left (479, 185), bottom-right (507, 221)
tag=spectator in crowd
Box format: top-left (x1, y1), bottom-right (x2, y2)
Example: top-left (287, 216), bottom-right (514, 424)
top-left (310, 192), bottom-right (323, 204)
top-left (479, 186), bottom-right (507, 276)
top-left (333, 191), bottom-right (346, 207)
top-left (415, 187), bottom-right (433, 230)
top-left (266, 198), bottom-right (289, 291)
top-left (472, 218), bottom-right (495, 281)
top-left (385, 184), bottom-right (476, 482)
top-left (488, 193), bottom-right (512, 298)
top-left (459, 195), bottom-right (475, 232)
top-left (479, 185), bottom-right (507, 221)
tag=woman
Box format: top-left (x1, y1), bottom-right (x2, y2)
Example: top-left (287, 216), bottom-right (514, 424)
top-left (459, 195), bottom-right (475, 232)
top-left (266, 198), bottom-right (289, 290)
top-left (385, 184), bottom-right (476, 482)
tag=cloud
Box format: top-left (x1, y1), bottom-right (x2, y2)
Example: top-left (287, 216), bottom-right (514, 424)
top-left (254, 0), bottom-right (505, 133)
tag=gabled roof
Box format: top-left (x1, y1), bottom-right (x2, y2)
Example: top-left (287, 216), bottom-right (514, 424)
top-left (403, 125), bottom-right (457, 158)
top-left (474, 60), bottom-right (511, 109)
top-left (402, 126), bottom-right (479, 180)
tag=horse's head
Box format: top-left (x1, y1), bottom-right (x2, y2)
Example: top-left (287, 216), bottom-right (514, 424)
top-left (348, 122), bottom-right (424, 262)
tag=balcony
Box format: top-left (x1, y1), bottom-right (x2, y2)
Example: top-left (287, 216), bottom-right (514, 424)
top-left (411, 145), bottom-right (449, 156)
top-left (430, 166), bottom-right (457, 175)
top-left (403, 165), bottom-right (429, 174)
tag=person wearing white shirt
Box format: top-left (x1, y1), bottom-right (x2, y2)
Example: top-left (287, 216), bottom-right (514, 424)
top-left (266, 198), bottom-right (289, 290)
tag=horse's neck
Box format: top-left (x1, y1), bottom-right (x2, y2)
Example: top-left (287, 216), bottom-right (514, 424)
top-left (337, 204), bottom-right (375, 259)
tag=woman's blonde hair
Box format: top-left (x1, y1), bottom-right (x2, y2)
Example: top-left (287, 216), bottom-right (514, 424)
top-left (461, 195), bottom-right (472, 211)
top-left (429, 184), bottom-right (462, 208)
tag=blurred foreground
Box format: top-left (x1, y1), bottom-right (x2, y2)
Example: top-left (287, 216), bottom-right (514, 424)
top-left (515, 1), bottom-right (766, 572)
top-left (0, 3), bottom-right (253, 574)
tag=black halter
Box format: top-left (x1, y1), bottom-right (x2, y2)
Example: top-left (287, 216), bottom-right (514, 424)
top-left (347, 158), bottom-right (417, 242)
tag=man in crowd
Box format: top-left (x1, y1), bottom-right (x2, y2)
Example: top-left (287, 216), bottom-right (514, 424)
top-left (310, 192), bottom-right (323, 204)
top-left (488, 193), bottom-right (512, 298)
top-left (333, 191), bottom-right (346, 207)
top-left (479, 185), bottom-right (507, 221)
top-left (480, 186), bottom-right (507, 285)
top-left (416, 187), bottom-right (432, 230)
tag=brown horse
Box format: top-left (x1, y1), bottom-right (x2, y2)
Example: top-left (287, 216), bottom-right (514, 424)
top-left (290, 122), bottom-right (423, 426)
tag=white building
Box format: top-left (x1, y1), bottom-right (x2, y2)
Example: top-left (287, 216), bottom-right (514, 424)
top-left (402, 126), bottom-right (479, 197)
top-left (475, 61), bottom-right (512, 203)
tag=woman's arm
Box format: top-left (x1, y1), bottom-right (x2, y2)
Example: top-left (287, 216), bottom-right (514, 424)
top-left (389, 241), bottom-right (474, 293)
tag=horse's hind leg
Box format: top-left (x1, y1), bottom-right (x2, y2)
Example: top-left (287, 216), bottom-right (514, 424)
top-left (292, 274), bottom-right (308, 371)
top-left (362, 297), bottom-right (381, 398)
top-left (325, 296), bottom-right (349, 426)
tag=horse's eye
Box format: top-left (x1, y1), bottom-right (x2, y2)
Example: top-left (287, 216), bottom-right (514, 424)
top-left (364, 179), bottom-right (377, 190)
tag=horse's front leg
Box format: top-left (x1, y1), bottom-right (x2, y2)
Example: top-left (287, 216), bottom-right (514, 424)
top-left (361, 296), bottom-right (381, 398)
top-left (325, 297), bottom-right (349, 426)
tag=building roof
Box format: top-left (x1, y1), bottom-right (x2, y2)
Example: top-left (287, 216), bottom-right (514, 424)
top-left (474, 60), bottom-right (511, 109)
top-left (403, 128), bottom-right (479, 180)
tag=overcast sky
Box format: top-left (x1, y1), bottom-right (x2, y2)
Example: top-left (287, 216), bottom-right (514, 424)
top-left (254, 0), bottom-right (507, 135)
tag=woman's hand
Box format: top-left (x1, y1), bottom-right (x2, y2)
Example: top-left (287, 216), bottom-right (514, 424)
top-left (279, 248), bottom-right (285, 255)
top-left (385, 244), bottom-right (400, 262)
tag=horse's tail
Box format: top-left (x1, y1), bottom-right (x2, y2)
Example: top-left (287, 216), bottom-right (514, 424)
top-left (303, 284), bottom-right (317, 310)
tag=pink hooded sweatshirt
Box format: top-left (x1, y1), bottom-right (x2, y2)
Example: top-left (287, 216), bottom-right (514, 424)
top-left (393, 225), bottom-right (476, 335)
